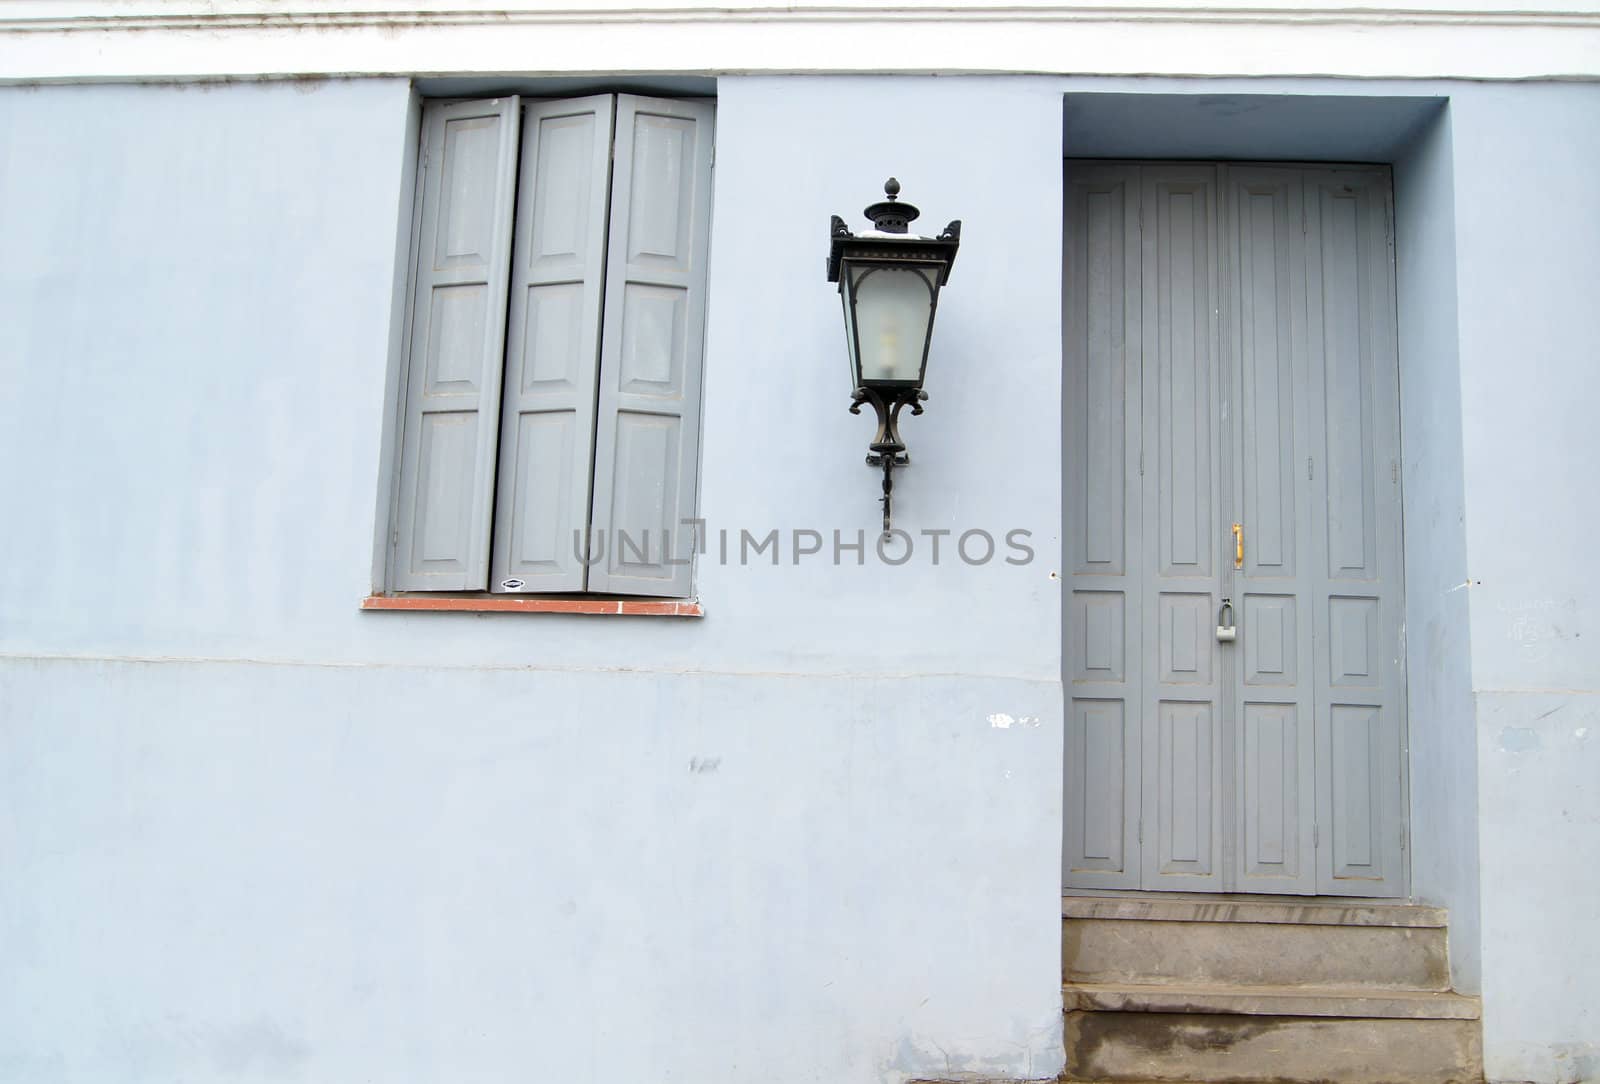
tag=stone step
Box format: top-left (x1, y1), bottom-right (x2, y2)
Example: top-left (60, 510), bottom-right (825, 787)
top-left (1063, 896), bottom-right (1451, 991)
top-left (1063, 982), bottom-right (1481, 1020)
top-left (1063, 1008), bottom-right (1483, 1084)
top-left (1063, 895), bottom-right (1448, 928)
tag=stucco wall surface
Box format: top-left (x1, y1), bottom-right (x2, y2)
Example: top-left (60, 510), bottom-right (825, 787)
top-left (3, 71), bottom-right (1599, 1084)
top-left (1446, 82), bottom-right (1600, 1084)
top-left (0, 76), bottom-right (1066, 1083)
top-left (1391, 102), bottom-right (1481, 996)
top-left (0, 657), bottom-right (1062, 1083)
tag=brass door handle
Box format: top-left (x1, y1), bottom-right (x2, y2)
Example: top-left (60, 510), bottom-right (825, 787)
top-left (1233, 523), bottom-right (1243, 569)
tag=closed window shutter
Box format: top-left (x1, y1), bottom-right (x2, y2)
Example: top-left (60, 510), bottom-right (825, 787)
top-left (587, 95), bottom-right (715, 597)
top-left (392, 96), bottom-right (521, 591)
top-left (490, 96), bottom-right (616, 592)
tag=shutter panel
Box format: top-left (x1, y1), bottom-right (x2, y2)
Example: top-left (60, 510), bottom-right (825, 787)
top-left (490, 96), bottom-right (616, 592)
top-left (587, 95), bottom-right (715, 596)
top-left (1063, 162), bottom-right (1144, 891)
top-left (392, 97), bottom-right (520, 591)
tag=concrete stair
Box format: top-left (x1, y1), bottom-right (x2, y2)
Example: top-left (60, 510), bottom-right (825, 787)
top-left (1061, 895), bottom-right (1483, 1084)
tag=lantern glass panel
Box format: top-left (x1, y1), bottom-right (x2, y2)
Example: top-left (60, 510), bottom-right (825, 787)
top-left (847, 263), bottom-right (938, 386)
top-left (840, 273), bottom-right (860, 390)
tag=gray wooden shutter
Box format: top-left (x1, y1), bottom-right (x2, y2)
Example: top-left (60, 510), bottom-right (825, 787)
top-left (1063, 163), bottom-right (1144, 890)
top-left (1303, 167), bottom-right (1407, 897)
top-left (587, 94), bottom-right (715, 597)
top-left (391, 96), bottom-right (521, 590)
top-left (490, 96), bottom-right (616, 592)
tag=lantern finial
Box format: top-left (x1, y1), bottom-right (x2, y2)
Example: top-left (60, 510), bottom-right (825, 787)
top-left (864, 179), bottom-right (919, 235)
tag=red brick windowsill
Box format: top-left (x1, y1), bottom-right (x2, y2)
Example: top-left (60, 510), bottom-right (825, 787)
top-left (361, 595), bottom-right (703, 617)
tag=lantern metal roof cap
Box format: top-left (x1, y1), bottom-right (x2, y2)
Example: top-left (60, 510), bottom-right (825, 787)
top-left (827, 177), bottom-right (961, 285)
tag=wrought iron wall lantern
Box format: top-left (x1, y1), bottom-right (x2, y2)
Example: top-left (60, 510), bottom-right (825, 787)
top-left (827, 178), bottom-right (960, 533)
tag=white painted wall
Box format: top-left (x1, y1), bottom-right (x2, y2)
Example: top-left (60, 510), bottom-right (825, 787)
top-left (0, 77), bottom-right (1065, 1083)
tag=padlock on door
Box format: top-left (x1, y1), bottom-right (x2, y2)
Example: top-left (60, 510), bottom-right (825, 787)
top-left (1216, 597), bottom-right (1237, 643)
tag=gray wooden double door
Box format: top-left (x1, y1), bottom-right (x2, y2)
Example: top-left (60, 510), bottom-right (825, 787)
top-left (1063, 162), bottom-right (1407, 897)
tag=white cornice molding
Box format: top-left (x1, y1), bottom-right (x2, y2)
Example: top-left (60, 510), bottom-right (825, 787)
top-left (7, 2), bottom-right (1600, 30)
top-left (3, 2), bottom-right (1599, 81)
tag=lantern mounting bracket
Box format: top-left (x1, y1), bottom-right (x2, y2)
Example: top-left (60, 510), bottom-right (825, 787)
top-left (850, 385), bottom-right (927, 533)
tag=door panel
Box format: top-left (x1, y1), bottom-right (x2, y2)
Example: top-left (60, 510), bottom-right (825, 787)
top-left (1156, 700), bottom-right (1218, 877)
top-left (1303, 168), bottom-right (1407, 896)
top-left (1223, 165), bottom-right (1318, 893)
top-left (1063, 164), bottom-right (1143, 889)
top-left (1241, 702), bottom-right (1304, 879)
top-left (1140, 165), bottom-right (1224, 891)
top-left (1063, 161), bottom-right (1407, 897)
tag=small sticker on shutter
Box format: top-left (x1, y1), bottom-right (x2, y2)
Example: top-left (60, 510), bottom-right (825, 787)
top-left (501, 578), bottom-right (525, 590)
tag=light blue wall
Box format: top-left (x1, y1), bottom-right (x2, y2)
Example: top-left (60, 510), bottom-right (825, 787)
top-left (1447, 81), bottom-right (1600, 1084)
top-left (1392, 102), bottom-right (1482, 996)
top-left (0, 78), bottom-right (1063, 683)
top-left (2, 72), bottom-right (1597, 1084)
top-left (0, 77), bottom-right (1066, 1084)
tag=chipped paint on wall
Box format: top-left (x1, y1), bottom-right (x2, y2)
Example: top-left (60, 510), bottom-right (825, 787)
top-left (988, 713), bottom-right (1041, 730)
